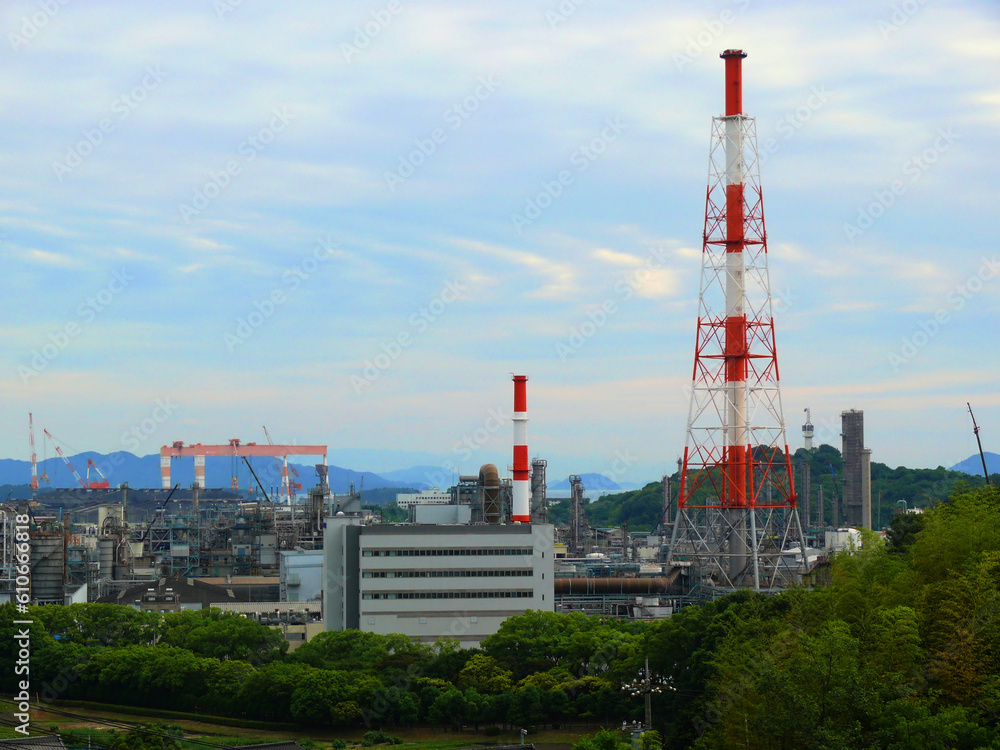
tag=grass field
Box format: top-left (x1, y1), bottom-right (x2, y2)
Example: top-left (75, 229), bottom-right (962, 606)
top-left (0, 698), bottom-right (594, 749)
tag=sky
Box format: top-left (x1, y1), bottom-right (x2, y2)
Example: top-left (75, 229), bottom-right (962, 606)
top-left (1, 0), bottom-right (998, 488)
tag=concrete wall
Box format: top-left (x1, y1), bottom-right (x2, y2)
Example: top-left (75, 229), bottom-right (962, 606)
top-left (413, 504), bottom-right (471, 525)
top-left (280, 549), bottom-right (323, 602)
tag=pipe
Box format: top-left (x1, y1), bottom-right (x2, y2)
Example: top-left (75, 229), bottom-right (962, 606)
top-left (554, 576), bottom-right (677, 595)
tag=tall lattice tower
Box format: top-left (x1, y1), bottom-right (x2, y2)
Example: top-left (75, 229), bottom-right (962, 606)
top-left (667, 50), bottom-right (805, 590)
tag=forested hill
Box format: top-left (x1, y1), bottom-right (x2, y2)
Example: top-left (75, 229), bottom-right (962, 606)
top-left (549, 444), bottom-right (996, 531)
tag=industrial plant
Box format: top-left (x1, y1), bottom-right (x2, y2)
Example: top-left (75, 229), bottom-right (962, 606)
top-left (1, 52), bottom-right (890, 650)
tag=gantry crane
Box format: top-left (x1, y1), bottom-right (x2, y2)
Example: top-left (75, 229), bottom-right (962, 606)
top-left (159, 440), bottom-right (327, 491)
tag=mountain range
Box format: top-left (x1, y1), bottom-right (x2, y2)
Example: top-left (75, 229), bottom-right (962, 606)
top-left (0, 452), bottom-right (413, 495)
top-left (0, 453), bottom-right (636, 498)
top-left (949, 451), bottom-right (1000, 478)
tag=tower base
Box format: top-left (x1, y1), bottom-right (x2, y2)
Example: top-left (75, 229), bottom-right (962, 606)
top-left (667, 505), bottom-right (807, 590)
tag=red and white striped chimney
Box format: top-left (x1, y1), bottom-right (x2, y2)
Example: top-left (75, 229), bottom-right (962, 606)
top-left (512, 375), bottom-right (531, 523)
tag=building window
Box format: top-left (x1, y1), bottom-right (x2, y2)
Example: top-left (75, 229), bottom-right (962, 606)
top-left (363, 569), bottom-right (531, 579)
top-left (362, 590), bottom-right (533, 601)
top-left (360, 547), bottom-right (533, 558)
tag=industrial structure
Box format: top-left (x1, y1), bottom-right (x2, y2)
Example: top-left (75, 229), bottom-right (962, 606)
top-left (840, 409), bottom-right (873, 528)
top-left (511, 375), bottom-right (531, 523)
top-left (668, 50), bottom-right (806, 590)
top-left (323, 519), bottom-right (553, 647)
top-left (159, 440), bottom-right (328, 497)
top-left (322, 374), bottom-right (554, 646)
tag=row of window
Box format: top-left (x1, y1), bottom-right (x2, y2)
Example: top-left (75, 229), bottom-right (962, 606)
top-left (363, 569), bottom-right (533, 579)
top-left (362, 590), bottom-right (534, 600)
top-left (362, 547), bottom-right (533, 557)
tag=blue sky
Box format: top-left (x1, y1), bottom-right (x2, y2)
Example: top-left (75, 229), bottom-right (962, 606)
top-left (2, 0), bottom-right (998, 487)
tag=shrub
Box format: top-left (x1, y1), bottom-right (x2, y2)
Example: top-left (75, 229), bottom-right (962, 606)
top-left (361, 730), bottom-right (403, 746)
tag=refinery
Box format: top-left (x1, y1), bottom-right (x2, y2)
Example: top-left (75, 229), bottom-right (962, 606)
top-left (0, 50), bottom-right (976, 654)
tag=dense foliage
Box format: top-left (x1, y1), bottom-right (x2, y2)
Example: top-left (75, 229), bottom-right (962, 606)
top-left (5, 485), bottom-right (1000, 748)
top-left (550, 444), bottom-right (995, 531)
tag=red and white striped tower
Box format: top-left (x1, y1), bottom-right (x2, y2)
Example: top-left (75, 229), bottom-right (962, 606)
top-left (668, 50), bottom-right (804, 589)
top-left (511, 375), bottom-right (531, 523)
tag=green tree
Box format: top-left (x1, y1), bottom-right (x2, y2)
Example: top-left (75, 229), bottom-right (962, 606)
top-left (458, 654), bottom-right (513, 693)
top-left (238, 662), bottom-right (312, 721)
top-left (159, 607), bottom-right (287, 663)
top-left (639, 729), bottom-right (662, 750)
top-left (105, 723), bottom-right (183, 750)
top-left (512, 684), bottom-right (544, 727)
top-left (428, 687), bottom-right (467, 730)
top-left (289, 668), bottom-right (354, 725)
top-left (571, 728), bottom-right (632, 750)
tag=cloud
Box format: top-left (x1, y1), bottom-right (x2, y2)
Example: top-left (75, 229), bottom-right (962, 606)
top-left (0, 0), bottom-right (995, 476)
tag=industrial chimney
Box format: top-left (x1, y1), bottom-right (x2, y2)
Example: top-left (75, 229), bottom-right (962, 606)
top-left (512, 375), bottom-right (531, 523)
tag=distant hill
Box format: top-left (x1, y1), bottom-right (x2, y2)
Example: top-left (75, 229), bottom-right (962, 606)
top-left (950, 452), bottom-right (1000, 478)
top-left (0, 452), bottom-right (412, 494)
top-left (549, 473), bottom-right (639, 492)
top-left (547, 445), bottom-right (995, 531)
top-left (378, 465), bottom-right (452, 490)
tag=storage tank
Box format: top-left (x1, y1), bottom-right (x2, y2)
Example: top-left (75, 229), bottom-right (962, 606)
top-left (479, 464), bottom-right (501, 524)
top-left (98, 538), bottom-right (115, 579)
top-left (30, 533), bottom-right (65, 603)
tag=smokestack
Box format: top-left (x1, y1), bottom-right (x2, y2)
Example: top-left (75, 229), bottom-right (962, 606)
top-left (512, 375), bottom-right (530, 523)
top-left (722, 49), bottom-right (747, 116)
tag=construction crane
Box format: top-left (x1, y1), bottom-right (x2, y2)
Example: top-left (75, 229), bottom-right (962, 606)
top-left (262, 426), bottom-right (288, 503)
top-left (44, 429), bottom-right (86, 489)
top-left (29, 413), bottom-right (38, 494)
top-left (263, 427), bottom-right (305, 504)
top-left (968, 403), bottom-right (991, 486)
top-left (139, 483), bottom-right (181, 545)
top-left (39, 427), bottom-right (50, 484)
top-left (86, 459), bottom-right (110, 489)
top-left (43, 429), bottom-right (110, 490)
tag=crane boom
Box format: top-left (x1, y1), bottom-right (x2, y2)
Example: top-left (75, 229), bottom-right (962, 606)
top-left (263, 426), bottom-right (288, 503)
top-left (968, 403), bottom-right (991, 487)
top-left (44, 429), bottom-right (86, 488)
top-left (86, 459), bottom-right (111, 489)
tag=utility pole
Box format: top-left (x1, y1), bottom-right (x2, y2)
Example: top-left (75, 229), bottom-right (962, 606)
top-left (644, 656), bottom-right (652, 729)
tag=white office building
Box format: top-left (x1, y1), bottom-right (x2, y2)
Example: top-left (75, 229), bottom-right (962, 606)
top-left (323, 518), bottom-right (554, 647)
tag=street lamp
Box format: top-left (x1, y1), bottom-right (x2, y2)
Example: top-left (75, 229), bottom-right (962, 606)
top-left (622, 656), bottom-right (674, 731)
